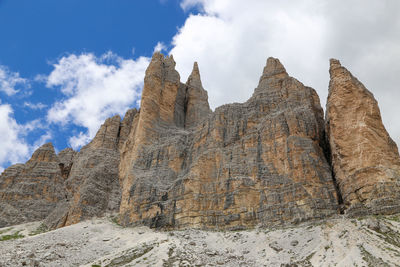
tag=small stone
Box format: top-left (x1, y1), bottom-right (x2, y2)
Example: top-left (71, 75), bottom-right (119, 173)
top-left (269, 241), bottom-right (283, 252)
top-left (206, 250), bottom-right (218, 256)
top-left (180, 260), bottom-right (191, 267)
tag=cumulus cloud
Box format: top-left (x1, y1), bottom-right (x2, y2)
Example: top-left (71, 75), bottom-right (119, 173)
top-left (153, 42), bottom-right (167, 53)
top-left (171, 0), bottom-right (400, 145)
top-left (0, 65), bottom-right (30, 96)
top-left (0, 103), bottom-right (47, 172)
top-left (0, 104), bottom-right (30, 166)
top-left (46, 52), bottom-right (150, 149)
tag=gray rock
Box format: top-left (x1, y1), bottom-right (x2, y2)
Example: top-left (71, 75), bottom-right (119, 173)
top-left (269, 241), bottom-right (283, 252)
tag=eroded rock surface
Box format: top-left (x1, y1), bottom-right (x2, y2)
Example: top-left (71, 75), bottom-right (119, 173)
top-left (118, 55), bottom-right (339, 229)
top-left (184, 62), bottom-right (211, 128)
top-left (326, 59), bottom-right (400, 216)
top-left (1, 54), bottom-right (400, 230)
top-left (0, 143), bottom-right (66, 227)
top-left (45, 110), bottom-right (136, 228)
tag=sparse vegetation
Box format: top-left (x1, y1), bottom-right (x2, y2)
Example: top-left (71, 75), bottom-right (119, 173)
top-left (110, 216), bottom-right (122, 226)
top-left (29, 224), bottom-right (48, 236)
top-left (0, 230), bottom-right (24, 241)
top-left (359, 245), bottom-right (390, 267)
top-left (386, 215), bottom-right (400, 223)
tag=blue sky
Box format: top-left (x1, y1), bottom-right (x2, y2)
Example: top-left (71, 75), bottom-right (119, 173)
top-left (0, 0), bottom-right (190, 170)
top-left (1, 0), bottom-right (400, 171)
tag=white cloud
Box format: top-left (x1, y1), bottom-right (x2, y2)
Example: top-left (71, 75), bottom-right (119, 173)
top-left (32, 131), bottom-right (52, 150)
top-left (0, 102), bottom-right (52, 172)
top-left (46, 52), bottom-right (150, 149)
top-left (0, 65), bottom-right (30, 96)
top-left (0, 103), bottom-right (30, 170)
top-left (171, 0), bottom-right (400, 146)
top-left (23, 101), bottom-right (47, 110)
top-left (153, 42), bottom-right (167, 53)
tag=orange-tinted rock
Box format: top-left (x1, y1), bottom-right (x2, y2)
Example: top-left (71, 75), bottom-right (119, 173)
top-left (185, 62), bottom-right (211, 128)
top-left (118, 55), bottom-right (339, 229)
top-left (4, 54), bottom-right (399, 230)
top-left (326, 59), bottom-right (400, 216)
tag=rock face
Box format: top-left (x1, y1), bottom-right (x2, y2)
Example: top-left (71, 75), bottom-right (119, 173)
top-left (184, 62), bottom-right (211, 128)
top-left (326, 59), bottom-right (400, 216)
top-left (45, 109), bottom-right (137, 228)
top-left (1, 54), bottom-right (400, 230)
top-left (118, 55), bottom-right (339, 229)
top-left (0, 143), bottom-right (66, 227)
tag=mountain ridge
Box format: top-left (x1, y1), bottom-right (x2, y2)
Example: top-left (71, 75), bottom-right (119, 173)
top-left (0, 53), bottom-right (399, 230)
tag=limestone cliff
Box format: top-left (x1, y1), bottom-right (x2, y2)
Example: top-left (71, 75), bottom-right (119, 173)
top-left (118, 55), bottom-right (339, 229)
top-left (1, 54), bottom-right (399, 230)
top-left (326, 59), bottom-right (400, 216)
top-left (0, 143), bottom-right (66, 227)
top-left (45, 109), bottom-right (137, 228)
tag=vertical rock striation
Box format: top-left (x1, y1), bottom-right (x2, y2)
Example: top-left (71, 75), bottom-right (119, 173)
top-left (326, 59), bottom-right (400, 216)
top-left (184, 62), bottom-right (211, 128)
top-left (0, 143), bottom-right (66, 227)
top-left (45, 109), bottom-right (137, 228)
top-left (118, 55), bottom-right (339, 229)
top-left (1, 54), bottom-right (399, 230)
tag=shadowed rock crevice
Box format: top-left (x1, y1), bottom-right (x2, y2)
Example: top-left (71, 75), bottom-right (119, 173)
top-left (118, 55), bottom-right (339, 229)
top-left (1, 54), bottom-right (400, 230)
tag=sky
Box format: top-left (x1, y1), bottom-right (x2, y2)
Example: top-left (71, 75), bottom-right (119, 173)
top-left (0, 0), bottom-right (399, 172)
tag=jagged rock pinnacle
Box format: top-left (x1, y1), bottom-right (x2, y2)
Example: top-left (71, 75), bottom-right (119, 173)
top-left (329, 58), bottom-right (341, 69)
top-left (28, 142), bottom-right (58, 163)
top-left (184, 62), bottom-right (210, 128)
top-left (1, 55), bottom-right (400, 233)
top-left (259, 57), bottom-right (287, 82)
top-left (326, 59), bottom-right (400, 215)
top-left (186, 62), bottom-right (203, 89)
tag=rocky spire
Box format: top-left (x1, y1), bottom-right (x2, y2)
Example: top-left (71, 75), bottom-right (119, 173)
top-left (28, 143), bottom-right (59, 163)
top-left (137, 52), bottom-right (184, 142)
top-left (259, 57), bottom-right (288, 83)
top-left (326, 58), bottom-right (400, 216)
top-left (184, 62), bottom-right (211, 128)
top-left (186, 62), bottom-right (203, 89)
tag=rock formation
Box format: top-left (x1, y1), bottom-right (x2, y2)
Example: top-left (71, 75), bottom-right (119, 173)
top-left (118, 55), bottom-right (339, 229)
top-left (184, 62), bottom-right (211, 128)
top-left (0, 143), bottom-right (66, 227)
top-left (0, 54), bottom-right (399, 230)
top-left (326, 59), bottom-right (400, 216)
top-left (45, 109), bottom-right (137, 228)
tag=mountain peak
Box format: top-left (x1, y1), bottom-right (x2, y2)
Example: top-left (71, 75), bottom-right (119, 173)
top-left (186, 61), bottom-right (203, 89)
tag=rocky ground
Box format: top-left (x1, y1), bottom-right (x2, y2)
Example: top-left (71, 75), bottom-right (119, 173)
top-left (1, 214), bottom-right (400, 267)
